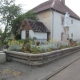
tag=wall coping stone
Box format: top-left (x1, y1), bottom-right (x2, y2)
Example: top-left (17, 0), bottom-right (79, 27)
top-left (6, 46), bottom-right (80, 56)
top-left (5, 46), bottom-right (80, 66)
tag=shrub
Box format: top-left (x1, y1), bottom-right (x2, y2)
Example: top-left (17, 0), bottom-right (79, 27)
top-left (31, 46), bottom-right (41, 54)
top-left (8, 44), bottom-right (22, 51)
top-left (0, 40), bottom-right (3, 46)
top-left (8, 40), bottom-right (24, 51)
top-left (39, 45), bottom-right (48, 53)
top-left (47, 48), bottom-right (52, 52)
top-left (47, 43), bottom-right (55, 50)
top-left (24, 43), bottom-right (31, 52)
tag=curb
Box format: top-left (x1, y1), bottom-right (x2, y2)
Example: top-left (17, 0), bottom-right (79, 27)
top-left (39, 56), bottom-right (80, 80)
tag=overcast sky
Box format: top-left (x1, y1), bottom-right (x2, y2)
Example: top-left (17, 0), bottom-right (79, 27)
top-left (15, 0), bottom-right (80, 16)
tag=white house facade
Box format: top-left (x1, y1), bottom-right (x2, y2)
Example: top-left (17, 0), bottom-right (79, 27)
top-left (51, 11), bottom-right (80, 41)
top-left (19, 0), bottom-right (80, 42)
top-left (33, 0), bottom-right (80, 42)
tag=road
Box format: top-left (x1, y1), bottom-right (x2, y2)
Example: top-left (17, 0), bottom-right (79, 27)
top-left (48, 58), bottom-right (80, 80)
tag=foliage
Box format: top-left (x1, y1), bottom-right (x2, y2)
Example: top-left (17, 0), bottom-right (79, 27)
top-left (0, 28), bottom-right (2, 36)
top-left (7, 38), bottom-right (80, 53)
top-left (11, 10), bottom-right (37, 39)
top-left (8, 40), bottom-right (24, 51)
top-left (24, 43), bottom-right (31, 52)
top-left (24, 10), bottom-right (37, 20)
top-left (0, 40), bottom-right (3, 46)
top-left (47, 43), bottom-right (57, 50)
top-left (0, 0), bottom-right (22, 38)
top-left (47, 48), bottom-right (52, 52)
top-left (0, 28), bottom-right (6, 45)
top-left (31, 46), bottom-right (41, 54)
top-left (24, 37), bottom-right (35, 53)
top-left (76, 40), bottom-right (80, 45)
top-left (39, 45), bottom-right (48, 53)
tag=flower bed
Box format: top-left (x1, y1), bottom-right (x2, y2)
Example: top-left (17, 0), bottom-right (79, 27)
top-left (7, 39), bottom-right (71, 54)
top-left (6, 46), bottom-right (80, 66)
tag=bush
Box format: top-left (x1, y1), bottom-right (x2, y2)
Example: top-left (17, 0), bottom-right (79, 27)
top-left (24, 43), bottom-right (31, 52)
top-left (8, 40), bottom-right (24, 51)
top-left (31, 46), bottom-right (41, 54)
top-left (0, 40), bottom-right (3, 46)
top-left (39, 45), bottom-right (48, 53)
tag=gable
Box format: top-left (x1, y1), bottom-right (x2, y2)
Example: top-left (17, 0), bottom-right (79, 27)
top-left (17, 19), bottom-right (33, 33)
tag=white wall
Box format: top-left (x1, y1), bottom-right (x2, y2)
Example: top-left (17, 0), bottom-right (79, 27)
top-left (29, 30), bottom-right (47, 40)
top-left (34, 32), bottom-right (47, 40)
top-left (21, 30), bottom-right (47, 40)
top-left (52, 11), bottom-right (63, 41)
top-left (29, 30), bottom-right (34, 38)
top-left (52, 11), bottom-right (80, 41)
top-left (21, 30), bottom-right (26, 39)
top-left (69, 18), bottom-right (80, 40)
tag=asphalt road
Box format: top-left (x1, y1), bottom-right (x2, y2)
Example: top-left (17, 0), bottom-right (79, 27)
top-left (48, 58), bottom-right (80, 80)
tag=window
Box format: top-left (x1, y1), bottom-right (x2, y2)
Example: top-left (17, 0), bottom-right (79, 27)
top-left (61, 20), bottom-right (64, 25)
top-left (71, 33), bottom-right (73, 38)
top-left (71, 20), bottom-right (73, 24)
top-left (61, 17), bottom-right (64, 25)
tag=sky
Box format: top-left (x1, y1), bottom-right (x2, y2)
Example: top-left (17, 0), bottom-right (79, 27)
top-left (15, 0), bottom-right (80, 17)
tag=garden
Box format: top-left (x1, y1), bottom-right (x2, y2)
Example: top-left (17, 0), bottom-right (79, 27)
top-left (7, 38), bottom-right (80, 54)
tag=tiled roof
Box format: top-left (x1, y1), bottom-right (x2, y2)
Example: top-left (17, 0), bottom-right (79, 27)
top-left (27, 19), bottom-right (50, 32)
top-left (33, 0), bottom-right (80, 20)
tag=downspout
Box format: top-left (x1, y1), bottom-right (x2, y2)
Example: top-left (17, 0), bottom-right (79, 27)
top-left (51, 0), bottom-right (55, 40)
top-left (51, 10), bottom-right (54, 40)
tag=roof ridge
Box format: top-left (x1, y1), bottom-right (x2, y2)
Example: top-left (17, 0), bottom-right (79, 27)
top-left (32, 0), bottom-right (53, 11)
top-left (26, 18), bottom-right (44, 23)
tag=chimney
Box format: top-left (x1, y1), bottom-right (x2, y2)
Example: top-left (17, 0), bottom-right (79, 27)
top-left (60, 0), bottom-right (65, 5)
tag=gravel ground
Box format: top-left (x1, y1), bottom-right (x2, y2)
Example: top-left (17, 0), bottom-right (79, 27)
top-left (0, 61), bottom-right (34, 80)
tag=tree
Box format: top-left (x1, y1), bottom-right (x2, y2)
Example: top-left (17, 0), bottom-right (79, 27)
top-left (11, 10), bottom-right (37, 39)
top-left (0, 0), bottom-right (22, 38)
top-left (0, 28), bottom-right (2, 37)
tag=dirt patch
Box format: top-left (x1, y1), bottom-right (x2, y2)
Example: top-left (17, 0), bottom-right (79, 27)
top-left (0, 69), bottom-right (22, 77)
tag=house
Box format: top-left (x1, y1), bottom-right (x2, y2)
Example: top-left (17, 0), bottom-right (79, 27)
top-left (18, 19), bottom-right (50, 41)
top-left (32, 0), bottom-right (80, 42)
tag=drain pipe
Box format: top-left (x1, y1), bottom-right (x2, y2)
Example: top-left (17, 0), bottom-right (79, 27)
top-left (51, 0), bottom-right (55, 40)
top-left (51, 10), bottom-right (54, 40)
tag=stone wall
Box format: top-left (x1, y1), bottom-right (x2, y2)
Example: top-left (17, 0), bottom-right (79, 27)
top-left (6, 46), bottom-right (80, 66)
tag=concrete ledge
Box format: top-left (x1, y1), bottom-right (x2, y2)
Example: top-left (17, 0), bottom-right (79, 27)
top-left (0, 51), bottom-right (6, 64)
top-left (5, 46), bottom-right (80, 66)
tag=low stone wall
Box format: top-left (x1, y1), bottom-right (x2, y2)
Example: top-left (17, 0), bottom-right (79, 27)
top-left (0, 51), bottom-right (6, 64)
top-left (6, 46), bottom-right (80, 66)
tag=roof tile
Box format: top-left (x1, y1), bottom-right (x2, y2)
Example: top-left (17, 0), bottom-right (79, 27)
top-left (33, 0), bottom-right (80, 20)
top-left (27, 19), bottom-right (50, 32)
